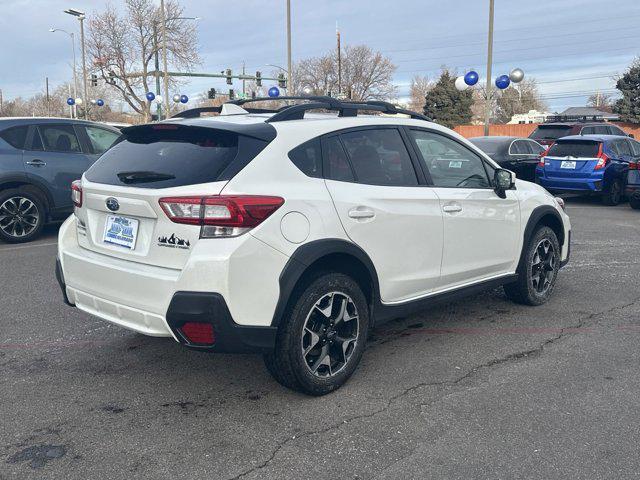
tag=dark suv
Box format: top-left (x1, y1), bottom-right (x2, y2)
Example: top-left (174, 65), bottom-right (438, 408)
top-left (529, 121), bottom-right (629, 147)
top-left (0, 118), bottom-right (120, 243)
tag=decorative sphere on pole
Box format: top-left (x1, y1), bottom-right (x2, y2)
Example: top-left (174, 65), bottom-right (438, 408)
top-left (96, 99), bottom-right (104, 107)
top-left (90, 99), bottom-right (97, 105)
top-left (154, 95), bottom-right (163, 104)
top-left (75, 98), bottom-right (83, 105)
top-left (495, 75), bottom-right (511, 89)
top-left (180, 94), bottom-right (188, 104)
top-left (268, 86), bottom-right (280, 98)
top-left (172, 94), bottom-right (181, 103)
top-left (509, 68), bottom-right (525, 83)
top-left (66, 98), bottom-right (75, 106)
top-left (464, 71), bottom-right (479, 86)
top-left (145, 91), bottom-right (156, 101)
top-left (454, 76), bottom-right (468, 91)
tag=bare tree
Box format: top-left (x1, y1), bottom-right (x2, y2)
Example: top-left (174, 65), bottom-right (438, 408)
top-left (587, 92), bottom-right (613, 110)
top-left (495, 79), bottom-right (547, 124)
top-left (88, 0), bottom-right (200, 120)
top-left (294, 45), bottom-right (396, 101)
top-left (408, 75), bottom-right (431, 112)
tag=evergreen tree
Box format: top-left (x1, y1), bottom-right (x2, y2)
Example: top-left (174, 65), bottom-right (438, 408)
top-left (613, 59), bottom-right (640, 123)
top-left (422, 70), bottom-right (473, 128)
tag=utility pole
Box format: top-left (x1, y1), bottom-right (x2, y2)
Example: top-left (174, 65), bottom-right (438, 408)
top-left (153, 22), bottom-right (163, 120)
top-left (45, 77), bottom-right (50, 116)
top-left (286, 0), bottom-right (292, 93)
top-left (50, 29), bottom-right (78, 118)
top-left (242, 61), bottom-right (246, 96)
top-left (79, 15), bottom-right (88, 119)
top-left (484, 0), bottom-right (495, 136)
top-left (160, 0), bottom-right (170, 117)
top-left (336, 22), bottom-right (342, 97)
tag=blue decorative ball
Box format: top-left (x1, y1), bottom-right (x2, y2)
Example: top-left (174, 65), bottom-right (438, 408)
top-left (145, 91), bottom-right (155, 101)
top-left (180, 94), bottom-right (188, 104)
top-left (495, 75), bottom-right (510, 89)
top-left (96, 99), bottom-right (104, 107)
top-left (464, 71), bottom-right (479, 86)
top-left (268, 86), bottom-right (280, 98)
top-left (66, 97), bottom-right (75, 106)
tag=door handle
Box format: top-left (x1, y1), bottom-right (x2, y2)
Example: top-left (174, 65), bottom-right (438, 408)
top-left (26, 159), bottom-right (46, 167)
top-left (443, 204), bottom-right (463, 213)
top-left (348, 208), bottom-right (375, 219)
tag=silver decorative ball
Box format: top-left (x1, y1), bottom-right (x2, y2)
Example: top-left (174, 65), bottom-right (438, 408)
top-left (172, 94), bottom-right (181, 103)
top-left (509, 68), bottom-right (525, 83)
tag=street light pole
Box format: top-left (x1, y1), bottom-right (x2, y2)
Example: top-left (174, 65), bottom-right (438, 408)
top-left (50, 29), bottom-right (78, 118)
top-left (286, 0), bottom-right (292, 93)
top-left (484, 0), bottom-right (495, 136)
top-left (64, 9), bottom-right (88, 119)
top-left (152, 22), bottom-right (163, 120)
top-left (160, 0), bottom-right (170, 117)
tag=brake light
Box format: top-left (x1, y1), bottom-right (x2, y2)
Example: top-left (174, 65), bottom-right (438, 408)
top-left (538, 145), bottom-right (551, 167)
top-left (594, 143), bottom-right (609, 170)
top-left (71, 180), bottom-right (82, 208)
top-left (159, 195), bottom-right (285, 238)
top-left (629, 162), bottom-right (638, 170)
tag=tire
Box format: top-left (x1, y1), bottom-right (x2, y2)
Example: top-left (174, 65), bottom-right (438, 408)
top-left (629, 197), bottom-right (640, 210)
top-left (263, 272), bottom-right (370, 396)
top-left (0, 189), bottom-right (46, 243)
top-left (504, 226), bottom-right (561, 306)
top-left (602, 179), bottom-right (623, 206)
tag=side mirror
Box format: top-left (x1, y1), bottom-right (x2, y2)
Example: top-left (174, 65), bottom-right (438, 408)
top-left (494, 169), bottom-right (515, 198)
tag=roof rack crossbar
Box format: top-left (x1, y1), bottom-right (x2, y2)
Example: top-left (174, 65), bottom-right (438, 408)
top-left (171, 96), bottom-right (432, 122)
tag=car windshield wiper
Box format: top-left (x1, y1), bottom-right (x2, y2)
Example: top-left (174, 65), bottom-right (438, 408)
top-left (117, 171), bottom-right (176, 184)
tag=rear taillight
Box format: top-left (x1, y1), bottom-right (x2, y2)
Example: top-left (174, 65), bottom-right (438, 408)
top-left (159, 195), bottom-right (284, 238)
top-left (594, 143), bottom-right (609, 170)
top-left (71, 180), bottom-right (82, 208)
top-left (629, 162), bottom-right (638, 170)
top-left (538, 145), bottom-right (551, 167)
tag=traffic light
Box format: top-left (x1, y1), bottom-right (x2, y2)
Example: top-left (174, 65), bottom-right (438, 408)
top-left (90, 74), bottom-right (98, 87)
top-left (226, 69), bottom-right (232, 85)
top-left (278, 73), bottom-right (287, 89)
top-left (107, 71), bottom-right (117, 85)
top-left (255, 71), bottom-right (262, 87)
top-left (207, 88), bottom-right (216, 99)
top-left (229, 89), bottom-right (235, 100)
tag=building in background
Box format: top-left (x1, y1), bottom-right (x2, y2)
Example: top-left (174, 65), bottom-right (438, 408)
top-left (508, 109), bottom-right (552, 124)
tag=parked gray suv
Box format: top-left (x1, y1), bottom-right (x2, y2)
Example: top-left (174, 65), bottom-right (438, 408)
top-left (0, 118), bottom-right (120, 243)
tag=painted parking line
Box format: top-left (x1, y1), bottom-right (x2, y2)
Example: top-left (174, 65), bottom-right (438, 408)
top-left (0, 241), bottom-right (58, 253)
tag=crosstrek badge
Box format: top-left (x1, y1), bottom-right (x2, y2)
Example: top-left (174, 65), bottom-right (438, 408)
top-left (158, 233), bottom-right (191, 249)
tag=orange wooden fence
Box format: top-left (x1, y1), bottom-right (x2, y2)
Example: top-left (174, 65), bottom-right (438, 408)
top-left (454, 122), bottom-right (640, 139)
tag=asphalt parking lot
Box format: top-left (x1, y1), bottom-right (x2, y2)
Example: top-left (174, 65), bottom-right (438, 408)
top-left (1, 197), bottom-right (639, 479)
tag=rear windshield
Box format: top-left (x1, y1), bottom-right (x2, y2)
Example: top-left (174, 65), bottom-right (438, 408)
top-left (547, 140), bottom-right (600, 158)
top-left (85, 125), bottom-right (270, 188)
top-left (529, 125), bottom-right (572, 140)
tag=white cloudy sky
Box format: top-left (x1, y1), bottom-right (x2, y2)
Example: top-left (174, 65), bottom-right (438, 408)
top-left (1, 0), bottom-right (638, 112)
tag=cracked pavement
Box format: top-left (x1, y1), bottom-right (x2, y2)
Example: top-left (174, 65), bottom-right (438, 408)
top-left (1, 197), bottom-right (640, 479)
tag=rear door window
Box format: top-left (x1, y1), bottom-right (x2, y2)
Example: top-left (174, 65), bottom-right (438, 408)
top-left (594, 125), bottom-right (609, 135)
top-left (580, 126), bottom-right (595, 135)
top-left (616, 140), bottom-right (632, 156)
top-left (339, 128), bottom-right (418, 186)
top-left (38, 124), bottom-right (82, 153)
top-left (289, 138), bottom-right (322, 178)
top-left (85, 125), bottom-right (269, 189)
top-left (0, 125), bottom-right (29, 149)
top-left (608, 125), bottom-right (626, 136)
top-left (322, 136), bottom-right (355, 182)
top-left (548, 140), bottom-right (600, 158)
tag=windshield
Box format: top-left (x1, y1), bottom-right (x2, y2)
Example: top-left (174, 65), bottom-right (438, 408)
top-left (529, 125), bottom-right (572, 140)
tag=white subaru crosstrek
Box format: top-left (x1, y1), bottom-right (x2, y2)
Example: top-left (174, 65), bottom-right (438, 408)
top-left (56, 97), bottom-right (571, 395)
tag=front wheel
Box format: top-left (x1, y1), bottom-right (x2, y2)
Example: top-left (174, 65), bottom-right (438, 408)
top-left (504, 226), bottom-right (561, 306)
top-left (0, 189), bottom-right (46, 243)
top-left (629, 197), bottom-right (640, 210)
top-left (264, 273), bottom-right (369, 395)
top-left (602, 179), bottom-right (623, 206)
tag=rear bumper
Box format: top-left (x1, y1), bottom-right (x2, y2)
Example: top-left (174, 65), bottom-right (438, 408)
top-left (537, 176), bottom-right (603, 193)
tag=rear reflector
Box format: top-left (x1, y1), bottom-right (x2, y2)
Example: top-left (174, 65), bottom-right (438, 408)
top-left (180, 322), bottom-right (215, 345)
top-left (159, 195), bottom-right (284, 238)
top-left (71, 180), bottom-right (82, 208)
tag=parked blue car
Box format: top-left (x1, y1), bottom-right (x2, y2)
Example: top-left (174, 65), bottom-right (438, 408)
top-left (0, 117), bottom-right (121, 242)
top-left (536, 135), bottom-right (640, 206)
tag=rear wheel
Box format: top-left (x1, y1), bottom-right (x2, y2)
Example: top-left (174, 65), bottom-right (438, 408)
top-left (0, 189), bottom-right (46, 243)
top-left (629, 197), bottom-right (640, 210)
top-left (504, 226), bottom-right (560, 306)
top-left (602, 179), bottom-right (623, 206)
top-left (263, 272), bottom-right (369, 395)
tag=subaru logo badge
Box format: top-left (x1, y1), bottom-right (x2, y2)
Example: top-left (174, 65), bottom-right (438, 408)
top-left (106, 197), bottom-right (119, 212)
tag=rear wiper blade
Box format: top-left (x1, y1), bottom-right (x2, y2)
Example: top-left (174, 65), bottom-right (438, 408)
top-left (117, 171), bottom-right (176, 184)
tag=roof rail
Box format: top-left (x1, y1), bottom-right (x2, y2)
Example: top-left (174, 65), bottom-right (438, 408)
top-left (172, 96), bottom-right (432, 122)
top-left (544, 115), bottom-right (606, 123)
